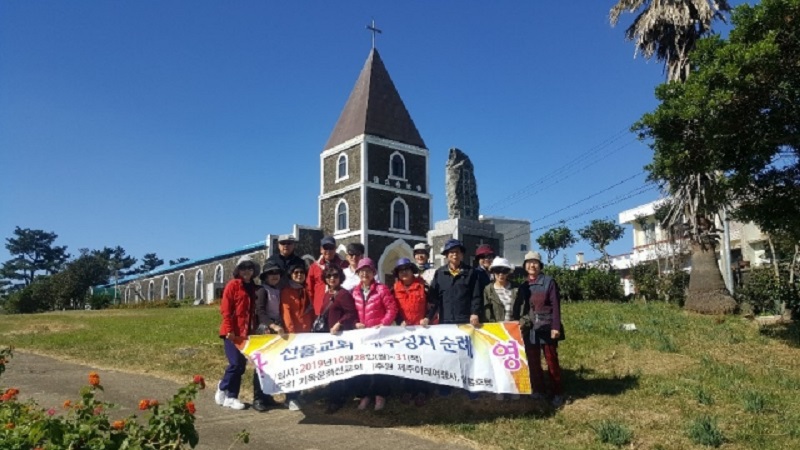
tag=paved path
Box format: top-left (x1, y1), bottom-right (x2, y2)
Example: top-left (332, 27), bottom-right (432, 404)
top-left (5, 352), bottom-right (472, 450)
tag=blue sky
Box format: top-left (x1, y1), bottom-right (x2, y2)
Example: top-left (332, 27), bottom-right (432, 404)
top-left (0, 1), bottom-right (743, 268)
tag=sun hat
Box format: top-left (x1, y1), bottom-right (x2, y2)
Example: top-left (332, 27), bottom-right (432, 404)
top-left (234, 255), bottom-right (260, 279)
top-left (259, 260), bottom-right (284, 280)
top-left (278, 234), bottom-right (297, 244)
top-left (523, 251), bottom-right (543, 263)
top-left (355, 257), bottom-right (376, 272)
top-left (475, 244), bottom-right (495, 257)
top-left (393, 257), bottom-right (419, 276)
top-left (413, 243), bottom-right (429, 254)
top-left (441, 238), bottom-right (465, 256)
top-left (489, 257), bottom-right (514, 272)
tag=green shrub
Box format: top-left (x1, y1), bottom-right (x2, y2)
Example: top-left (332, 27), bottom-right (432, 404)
top-left (687, 415), bottom-right (724, 447)
top-left (579, 268), bottom-right (624, 301)
top-left (543, 265), bottom-right (583, 301)
top-left (594, 420), bottom-right (633, 447)
top-left (631, 262), bottom-right (659, 301)
top-left (88, 293), bottom-right (114, 310)
top-left (736, 267), bottom-right (798, 315)
top-left (661, 271), bottom-right (689, 306)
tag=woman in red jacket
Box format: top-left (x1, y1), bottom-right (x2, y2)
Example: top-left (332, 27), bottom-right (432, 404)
top-left (215, 256), bottom-right (260, 411)
top-left (392, 258), bottom-right (431, 406)
top-left (351, 257), bottom-right (398, 411)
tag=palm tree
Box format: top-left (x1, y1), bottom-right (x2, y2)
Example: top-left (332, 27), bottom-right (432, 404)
top-left (611, 0), bottom-right (736, 314)
top-left (610, 0), bottom-right (732, 82)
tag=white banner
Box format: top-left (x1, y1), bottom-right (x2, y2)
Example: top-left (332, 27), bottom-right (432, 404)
top-left (237, 323), bottom-right (531, 394)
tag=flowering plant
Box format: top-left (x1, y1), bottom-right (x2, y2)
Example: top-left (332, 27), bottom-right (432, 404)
top-left (0, 347), bottom-right (247, 449)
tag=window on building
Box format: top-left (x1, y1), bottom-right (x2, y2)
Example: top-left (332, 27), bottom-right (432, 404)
top-left (390, 197), bottom-right (408, 231)
top-left (644, 223), bottom-right (656, 245)
top-left (148, 281), bottom-right (155, 301)
top-left (337, 154), bottom-right (348, 180)
top-left (336, 200), bottom-right (348, 231)
top-left (162, 278), bottom-right (169, 300)
top-left (125, 288), bottom-right (130, 302)
top-left (520, 244), bottom-right (528, 252)
top-left (195, 270), bottom-right (204, 300)
top-left (177, 274), bottom-right (185, 300)
top-left (390, 152), bottom-right (405, 179)
top-left (214, 265), bottom-right (223, 283)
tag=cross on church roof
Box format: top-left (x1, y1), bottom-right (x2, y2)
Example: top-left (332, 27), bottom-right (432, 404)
top-left (366, 19), bottom-right (382, 49)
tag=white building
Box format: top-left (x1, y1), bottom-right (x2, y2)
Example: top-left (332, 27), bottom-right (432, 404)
top-left (479, 215), bottom-right (532, 267)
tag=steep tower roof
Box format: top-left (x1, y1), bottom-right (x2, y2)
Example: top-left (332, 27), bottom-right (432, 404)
top-left (324, 49), bottom-right (426, 150)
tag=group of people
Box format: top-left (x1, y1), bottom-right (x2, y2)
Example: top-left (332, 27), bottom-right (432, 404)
top-left (215, 233), bottom-right (565, 414)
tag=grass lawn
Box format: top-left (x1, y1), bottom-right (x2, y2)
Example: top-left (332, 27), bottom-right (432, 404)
top-left (1, 302), bottom-right (799, 450)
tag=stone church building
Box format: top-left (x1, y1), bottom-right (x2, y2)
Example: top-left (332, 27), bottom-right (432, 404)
top-left (110, 48), bottom-right (529, 304)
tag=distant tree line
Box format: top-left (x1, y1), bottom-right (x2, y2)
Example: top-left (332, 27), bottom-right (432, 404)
top-left (0, 226), bottom-right (170, 314)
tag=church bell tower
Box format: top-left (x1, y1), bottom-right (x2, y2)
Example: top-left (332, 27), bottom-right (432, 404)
top-left (318, 47), bottom-right (431, 279)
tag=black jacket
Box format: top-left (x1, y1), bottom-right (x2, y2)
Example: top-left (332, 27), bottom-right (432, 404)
top-left (267, 252), bottom-right (306, 287)
top-left (427, 263), bottom-right (483, 324)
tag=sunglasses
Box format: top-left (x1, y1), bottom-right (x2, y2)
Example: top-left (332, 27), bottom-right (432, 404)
top-left (346, 252), bottom-right (362, 257)
top-left (279, 241), bottom-right (295, 245)
top-left (239, 266), bottom-right (255, 271)
top-left (292, 271), bottom-right (306, 276)
top-left (324, 274), bottom-right (339, 279)
top-left (480, 255), bottom-right (496, 260)
top-left (492, 269), bottom-right (512, 275)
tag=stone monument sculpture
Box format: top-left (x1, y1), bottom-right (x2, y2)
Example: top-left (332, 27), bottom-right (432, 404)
top-left (445, 148), bottom-right (480, 220)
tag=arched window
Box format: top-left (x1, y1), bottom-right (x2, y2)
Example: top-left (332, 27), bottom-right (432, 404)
top-left (195, 270), bottom-right (204, 300)
top-left (214, 264), bottom-right (223, 283)
top-left (336, 199), bottom-right (348, 232)
top-left (390, 152), bottom-right (405, 179)
top-left (390, 197), bottom-right (409, 231)
top-left (336, 154), bottom-right (348, 181)
top-left (148, 281), bottom-right (155, 301)
top-left (162, 278), bottom-right (170, 300)
top-left (124, 287), bottom-right (130, 303)
top-left (177, 273), bottom-right (185, 300)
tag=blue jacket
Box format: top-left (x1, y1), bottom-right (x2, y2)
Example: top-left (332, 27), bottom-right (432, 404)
top-left (427, 263), bottom-right (483, 324)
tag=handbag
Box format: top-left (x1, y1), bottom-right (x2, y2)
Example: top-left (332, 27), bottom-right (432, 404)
top-left (312, 296), bottom-right (334, 333)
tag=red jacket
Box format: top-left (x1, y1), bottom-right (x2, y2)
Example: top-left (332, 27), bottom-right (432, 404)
top-left (393, 278), bottom-right (428, 325)
top-left (280, 282), bottom-right (314, 333)
top-left (306, 256), bottom-right (348, 315)
top-left (218, 279), bottom-right (257, 338)
top-left (351, 282), bottom-right (398, 327)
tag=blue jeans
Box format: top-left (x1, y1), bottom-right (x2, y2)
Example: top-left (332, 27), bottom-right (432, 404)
top-left (219, 338), bottom-right (247, 398)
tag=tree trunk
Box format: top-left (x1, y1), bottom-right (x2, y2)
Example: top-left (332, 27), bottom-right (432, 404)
top-left (768, 237), bottom-right (780, 279)
top-left (684, 243), bottom-right (737, 315)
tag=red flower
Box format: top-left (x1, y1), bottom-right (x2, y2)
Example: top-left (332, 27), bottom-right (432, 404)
top-left (112, 420), bottom-right (125, 430)
top-left (148, 399), bottom-right (159, 408)
top-left (47, 408), bottom-right (56, 416)
top-left (63, 400), bottom-right (72, 409)
top-left (88, 372), bottom-right (100, 387)
top-left (138, 399), bottom-right (149, 410)
top-left (93, 406), bottom-right (103, 415)
top-left (185, 401), bottom-right (196, 414)
top-left (192, 375), bottom-right (206, 389)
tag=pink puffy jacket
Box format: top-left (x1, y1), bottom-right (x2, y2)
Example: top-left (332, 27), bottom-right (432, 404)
top-left (351, 282), bottom-right (398, 327)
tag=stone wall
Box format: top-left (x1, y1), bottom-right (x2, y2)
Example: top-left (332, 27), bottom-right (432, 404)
top-left (322, 144), bottom-right (360, 192)
top-left (365, 189), bottom-right (429, 237)
top-left (367, 144), bottom-right (427, 193)
top-left (319, 189), bottom-right (361, 236)
top-left (119, 249), bottom-right (267, 303)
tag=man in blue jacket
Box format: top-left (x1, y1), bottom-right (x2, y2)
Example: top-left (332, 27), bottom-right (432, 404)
top-left (427, 239), bottom-right (482, 327)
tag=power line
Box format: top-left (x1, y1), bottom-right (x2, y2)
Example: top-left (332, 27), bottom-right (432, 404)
top-left (488, 136), bottom-right (640, 213)
top-left (484, 128), bottom-right (633, 212)
top-left (531, 171), bottom-right (646, 223)
top-left (502, 183), bottom-right (658, 243)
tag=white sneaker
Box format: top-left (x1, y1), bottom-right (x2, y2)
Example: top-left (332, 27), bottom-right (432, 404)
top-left (214, 383), bottom-right (227, 406)
top-left (287, 399), bottom-right (301, 411)
top-left (223, 397), bottom-right (246, 410)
